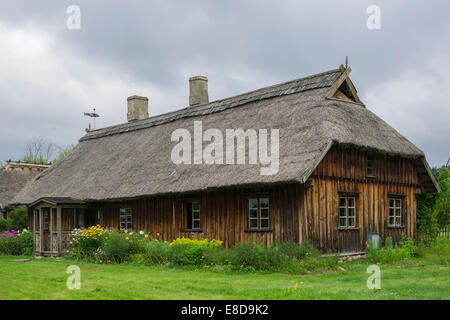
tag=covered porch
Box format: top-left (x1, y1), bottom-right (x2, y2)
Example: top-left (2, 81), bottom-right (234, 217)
top-left (29, 197), bottom-right (101, 256)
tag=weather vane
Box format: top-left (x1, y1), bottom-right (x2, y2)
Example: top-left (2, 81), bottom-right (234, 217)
top-left (84, 108), bottom-right (100, 132)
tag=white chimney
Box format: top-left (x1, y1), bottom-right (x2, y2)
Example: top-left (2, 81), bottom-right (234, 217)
top-left (127, 95), bottom-right (149, 122)
top-left (189, 76), bottom-right (209, 106)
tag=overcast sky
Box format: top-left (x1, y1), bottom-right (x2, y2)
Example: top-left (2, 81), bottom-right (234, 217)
top-left (0, 0), bottom-right (448, 167)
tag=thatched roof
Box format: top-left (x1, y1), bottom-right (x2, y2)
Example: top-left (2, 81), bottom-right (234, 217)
top-left (12, 67), bottom-right (439, 205)
top-left (0, 165), bottom-right (46, 211)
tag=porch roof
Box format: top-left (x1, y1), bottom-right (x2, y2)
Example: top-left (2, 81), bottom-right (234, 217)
top-left (29, 197), bottom-right (85, 207)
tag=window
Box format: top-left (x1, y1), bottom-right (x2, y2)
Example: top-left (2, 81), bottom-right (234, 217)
top-left (248, 197), bottom-right (270, 230)
top-left (388, 198), bottom-right (402, 227)
top-left (338, 196), bottom-right (357, 228)
top-left (119, 208), bottom-right (132, 231)
top-left (186, 201), bottom-right (201, 230)
top-left (366, 155), bottom-right (374, 177)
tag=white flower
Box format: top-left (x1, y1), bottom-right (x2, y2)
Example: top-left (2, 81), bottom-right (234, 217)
top-left (126, 237), bottom-right (129, 240)
top-left (139, 230), bottom-right (144, 235)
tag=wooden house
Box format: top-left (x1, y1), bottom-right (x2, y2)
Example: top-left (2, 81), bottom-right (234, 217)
top-left (12, 65), bottom-right (439, 256)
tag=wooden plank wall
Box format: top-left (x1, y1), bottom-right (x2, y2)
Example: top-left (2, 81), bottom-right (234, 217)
top-left (100, 184), bottom-right (300, 248)
top-left (307, 145), bottom-right (419, 251)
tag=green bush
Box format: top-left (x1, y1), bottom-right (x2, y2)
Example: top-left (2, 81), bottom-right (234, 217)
top-left (0, 219), bottom-right (8, 233)
top-left (145, 240), bottom-right (171, 264)
top-left (225, 242), bottom-right (289, 271)
top-left (365, 236), bottom-right (417, 263)
top-left (71, 225), bottom-right (105, 259)
top-left (0, 230), bottom-right (22, 255)
top-left (0, 229), bottom-right (33, 256)
top-left (271, 241), bottom-right (319, 260)
top-left (169, 236), bottom-right (223, 266)
top-left (170, 245), bottom-right (206, 266)
top-left (127, 231), bottom-right (147, 254)
top-left (417, 166), bottom-right (449, 245)
top-left (7, 207), bottom-right (28, 231)
top-left (0, 207), bottom-right (28, 233)
top-left (102, 233), bottom-right (130, 263)
top-left (19, 229), bottom-right (33, 256)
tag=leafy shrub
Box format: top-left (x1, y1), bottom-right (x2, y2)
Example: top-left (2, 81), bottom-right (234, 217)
top-left (417, 166), bottom-right (449, 245)
top-left (19, 229), bottom-right (33, 256)
top-left (225, 242), bottom-right (289, 271)
top-left (7, 207), bottom-right (28, 231)
top-left (365, 236), bottom-right (417, 263)
top-left (0, 219), bottom-right (8, 233)
top-left (127, 231), bottom-right (147, 254)
top-left (169, 236), bottom-right (223, 266)
top-left (0, 229), bottom-right (34, 256)
top-left (0, 230), bottom-right (22, 255)
top-left (71, 225), bottom-right (105, 257)
top-left (102, 232), bottom-right (130, 263)
top-left (0, 207), bottom-right (28, 233)
top-left (145, 240), bottom-right (171, 264)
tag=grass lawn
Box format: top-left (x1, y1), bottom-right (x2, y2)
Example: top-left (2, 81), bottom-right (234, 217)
top-left (0, 254), bottom-right (448, 300)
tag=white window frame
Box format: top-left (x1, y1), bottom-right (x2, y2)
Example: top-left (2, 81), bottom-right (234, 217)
top-left (248, 197), bottom-right (270, 230)
top-left (338, 196), bottom-right (357, 228)
top-left (119, 208), bottom-right (132, 231)
top-left (388, 198), bottom-right (402, 227)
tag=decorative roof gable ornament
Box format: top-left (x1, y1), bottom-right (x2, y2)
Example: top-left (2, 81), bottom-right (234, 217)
top-left (327, 57), bottom-right (363, 105)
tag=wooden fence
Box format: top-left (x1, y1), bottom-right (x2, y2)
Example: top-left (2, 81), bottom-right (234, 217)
top-left (438, 227), bottom-right (449, 239)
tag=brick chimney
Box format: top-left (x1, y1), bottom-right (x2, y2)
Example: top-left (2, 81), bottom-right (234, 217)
top-left (127, 95), bottom-right (149, 122)
top-left (189, 76), bottom-right (209, 106)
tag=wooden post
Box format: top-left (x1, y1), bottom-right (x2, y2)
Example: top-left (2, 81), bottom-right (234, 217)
top-left (33, 208), bottom-right (37, 254)
top-left (49, 208), bottom-right (54, 253)
top-left (39, 208), bottom-right (44, 256)
top-left (57, 207), bottom-right (62, 256)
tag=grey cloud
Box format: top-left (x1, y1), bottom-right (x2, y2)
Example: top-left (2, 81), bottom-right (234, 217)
top-left (0, 0), bottom-right (449, 166)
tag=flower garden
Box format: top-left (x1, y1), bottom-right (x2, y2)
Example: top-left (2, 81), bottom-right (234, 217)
top-left (65, 225), bottom-right (343, 272)
top-left (0, 229), bottom-right (33, 256)
top-left (1, 223), bottom-right (448, 275)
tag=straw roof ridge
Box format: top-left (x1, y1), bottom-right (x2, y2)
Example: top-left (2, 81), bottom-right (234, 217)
top-left (80, 69), bottom-right (342, 142)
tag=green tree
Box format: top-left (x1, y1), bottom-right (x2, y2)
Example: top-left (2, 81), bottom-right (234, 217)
top-left (434, 166), bottom-right (450, 228)
top-left (417, 165), bottom-right (450, 244)
top-left (52, 144), bottom-right (75, 163)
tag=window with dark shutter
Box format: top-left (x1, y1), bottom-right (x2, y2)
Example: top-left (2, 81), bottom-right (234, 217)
top-left (186, 201), bottom-right (201, 230)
